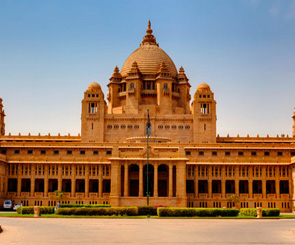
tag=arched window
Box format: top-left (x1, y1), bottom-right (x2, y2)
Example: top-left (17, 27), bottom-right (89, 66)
top-left (130, 83), bottom-right (134, 89)
top-left (163, 83), bottom-right (168, 89)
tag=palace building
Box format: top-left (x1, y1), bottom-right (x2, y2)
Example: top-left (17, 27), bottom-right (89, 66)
top-left (1, 22), bottom-right (295, 211)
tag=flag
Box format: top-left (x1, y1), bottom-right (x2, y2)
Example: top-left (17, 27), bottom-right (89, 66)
top-left (146, 109), bottom-right (151, 136)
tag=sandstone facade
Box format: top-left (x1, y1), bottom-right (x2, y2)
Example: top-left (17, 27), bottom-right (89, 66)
top-left (0, 22), bottom-right (295, 211)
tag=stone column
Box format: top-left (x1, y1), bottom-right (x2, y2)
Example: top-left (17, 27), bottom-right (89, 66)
top-left (30, 165), bottom-right (35, 197)
top-left (44, 165), bottom-right (49, 197)
top-left (124, 163), bottom-right (129, 197)
top-left (169, 163), bottom-right (173, 198)
top-left (99, 165), bottom-right (103, 198)
top-left (176, 161), bottom-right (187, 207)
top-left (275, 166), bottom-right (280, 199)
top-left (85, 165), bottom-right (89, 198)
top-left (208, 166), bottom-right (212, 198)
top-left (139, 163), bottom-right (143, 197)
top-left (262, 166), bottom-right (267, 199)
top-left (57, 165), bottom-right (62, 192)
top-left (71, 165), bottom-right (76, 197)
top-left (17, 164), bottom-right (21, 196)
top-left (110, 161), bottom-right (121, 207)
top-left (194, 165), bottom-right (198, 198)
top-left (221, 166), bottom-right (226, 198)
top-left (235, 166), bottom-right (239, 196)
top-left (248, 166), bottom-right (253, 199)
top-left (154, 163), bottom-right (158, 197)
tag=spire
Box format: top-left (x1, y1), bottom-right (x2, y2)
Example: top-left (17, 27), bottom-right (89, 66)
top-left (109, 66), bottom-right (122, 84)
top-left (141, 20), bottom-right (158, 46)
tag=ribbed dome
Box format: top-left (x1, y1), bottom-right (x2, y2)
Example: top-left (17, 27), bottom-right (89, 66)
top-left (197, 83), bottom-right (211, 92)
top-left (121, 44), bottom-right (177, 77)
top-left (87, 82), bottom-right (101, 91)
top-left (121, 21), bottom-right (177, 78)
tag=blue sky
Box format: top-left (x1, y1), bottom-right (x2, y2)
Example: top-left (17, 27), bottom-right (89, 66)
top-left (0, 0), bottom-right (295, 137)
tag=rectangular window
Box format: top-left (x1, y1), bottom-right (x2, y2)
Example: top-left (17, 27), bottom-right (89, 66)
top-left (277, 152), bottom-right (283, 156)
top-left (40, 150), bottom-right (46, 155)
top-left (106, 150), bottom-right (112, 155)
top-left (1, 149), bottom-right (7, 154)
top-left (251, 151), bottom-right (257, 156)
top-left (185, 151), bottom-right (191, 156)
top-left (212, 151), bottom-right (217, 156)
top-left (93, 150), bottom-right (98, 155)
top-left (291, 152), bottom-right (295, 156)
top-left (238, 152), bottom-right (244, 156)
top-left (225, 151), bottom-right (230, 156)
top-left (54, 150), bottom-right (59, 155)
top-left (14, 150), bottom-right (20, 154)
top-left (27, 150), bottom-right (33, 155)
top-left (199, 151), bottom-right (204, 156)
top-left (264, 151), bottom-right (270, 156)
top-left (67, 150), bottom-right (72, 155)
top-left (80, 150), bottom-right (85, 155)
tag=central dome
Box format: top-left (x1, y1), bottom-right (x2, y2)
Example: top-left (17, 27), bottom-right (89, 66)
top-left (121, 22), bottom-right (177, 77)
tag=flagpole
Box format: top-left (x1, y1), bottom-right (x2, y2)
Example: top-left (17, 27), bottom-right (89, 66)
top-left (146, 108), bottom-right (149, 206)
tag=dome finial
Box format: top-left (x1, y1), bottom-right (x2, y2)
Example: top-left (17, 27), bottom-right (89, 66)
top-left (141, 20), bottom-right (158, 46)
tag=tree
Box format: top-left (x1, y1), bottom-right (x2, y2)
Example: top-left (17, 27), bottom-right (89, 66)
top-left (227, 194), bottom-right (240, 208)
top-left (54, 190), bottom-right (63, 202)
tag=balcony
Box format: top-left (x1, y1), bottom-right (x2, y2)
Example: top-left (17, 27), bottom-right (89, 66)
top-left (240, 194), bottom-right (249, 199)
top-left (212, 194), bottom-right (221, 199)
top-left (253, 194), bottom-right (262, 199)
top-left (128, 88), bottom-right (135, 94)
top-left (172, 91), bottom-right (180, 98)
top-left (7, 192), bottom-right (17, 198)
top-left (35, 192), bottom-right (44, 198)
top-left (199, 193), bottom-right (208, 199)
top-left (267, 194), bottom-right (276, 199)
top-left (76, 193), bottom-right (85, 198)
top-left (141, 89), bottom-right (157, 96)
top-left (163, 88), bottom-right (170, 96)
top-left (281, 194), bottom-right (290, 199)
top-left (89, 193), bottom-right (98, 198)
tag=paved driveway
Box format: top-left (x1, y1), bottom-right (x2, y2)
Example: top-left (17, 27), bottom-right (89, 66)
top-left (1, 217), bottom-right (295, 244)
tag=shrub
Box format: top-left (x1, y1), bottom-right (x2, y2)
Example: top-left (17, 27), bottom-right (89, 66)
top-left (56, 207), bottom-right (138, 216)
top-left (17, 206), bottom-right (55, 215)
top-left (262, 209), bottom-right (280, 216)
top-left (239, 208), bottom-right (280, 217)
top-left (137, 206), bottom-right (157, 216)
top-left (240, 208), bottom-right (257, 217)
top-left (60, 204), bottom-right (111, 208)
top-left (157, 208), bottom-right (239, 217)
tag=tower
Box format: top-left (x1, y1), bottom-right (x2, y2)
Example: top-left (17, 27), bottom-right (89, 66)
top-left (0, 98), bottom-right (5, 136)
top-left (81, 83), bottom-right (106, 143)
top-left (191, 83), bottom-right (217, 143)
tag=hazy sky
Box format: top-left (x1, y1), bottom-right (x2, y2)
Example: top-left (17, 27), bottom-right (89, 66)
top-left (0, 0), bottom-right (295, 137)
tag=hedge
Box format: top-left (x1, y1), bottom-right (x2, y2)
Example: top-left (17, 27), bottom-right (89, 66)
top-left (60, 204), bottom-right (111, 208)
top-left (240, 208), bottom-right (280, 217)
top-left (17, 206), bottom-right (55, 215)
top-left (157, 208), bottom-right (239, 217)
top-left (137, 206), bottom-right (157, 216)
top-left (56, 207), bottom-right (138, 216)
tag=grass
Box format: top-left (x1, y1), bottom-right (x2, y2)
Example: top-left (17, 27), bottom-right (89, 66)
top-left (0, 213), bottom-right (294, 219)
